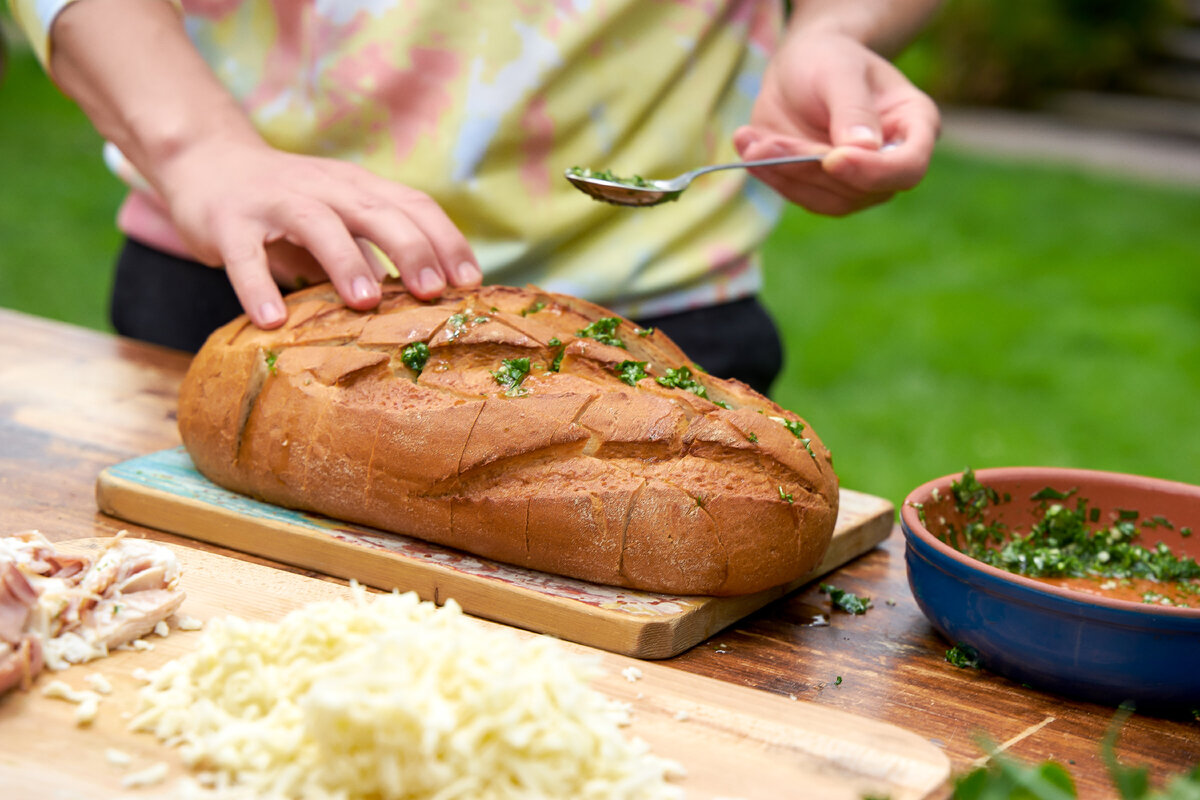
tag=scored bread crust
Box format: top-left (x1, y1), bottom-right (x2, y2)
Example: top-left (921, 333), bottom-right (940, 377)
top-left (177, 283), bottom-right (839, 596)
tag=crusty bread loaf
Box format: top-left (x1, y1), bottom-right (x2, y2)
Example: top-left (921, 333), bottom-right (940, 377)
top-left (177, 283), bottom-right (839, 596)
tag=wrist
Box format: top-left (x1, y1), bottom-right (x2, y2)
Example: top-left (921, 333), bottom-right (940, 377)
top-left (48, 0), bottom-right (264, 192)
top-left (127, 109), bottom-right (264, 193)
top-left (786, 0), bottom-right (941, 56)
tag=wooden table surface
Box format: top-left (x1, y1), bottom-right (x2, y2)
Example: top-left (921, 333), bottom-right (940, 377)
top-left (1, 307), bottom-right (1196, 798)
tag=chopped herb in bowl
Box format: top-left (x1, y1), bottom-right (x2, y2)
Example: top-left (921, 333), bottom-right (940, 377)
top-left (936, 469), bottom-right (1200, 608)
top-left (901, 466), bottom-right (1200, 707)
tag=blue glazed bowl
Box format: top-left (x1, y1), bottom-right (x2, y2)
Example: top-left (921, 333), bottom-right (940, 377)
top-left (900, 467), bottom-right (1200, 711)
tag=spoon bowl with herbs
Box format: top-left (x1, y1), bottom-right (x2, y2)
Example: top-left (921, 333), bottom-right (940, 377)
top-left (564, 154), bottom-right (826, 207)
top-left (901, 466), bottom-right (1200, 711)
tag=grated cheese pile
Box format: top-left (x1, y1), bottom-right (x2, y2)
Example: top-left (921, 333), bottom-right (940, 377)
top-left (129, 588), bottom-right (684, 800)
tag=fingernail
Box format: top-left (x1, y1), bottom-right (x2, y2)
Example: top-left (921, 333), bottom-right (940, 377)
top-left (258, 301), bottom-right (285, 326)
top-left (351, 275), bottom-right (377, 302)
top-left (456, 261), bottom-right (481, 285)
top-left (418, 267), bottom-right (443, 294)
top-left (848, 125), bottom-right (882, 147)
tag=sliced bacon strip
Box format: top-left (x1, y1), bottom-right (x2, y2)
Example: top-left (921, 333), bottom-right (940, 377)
top-left (0, 532), bottom-right (186, 694)
top-left (0, 636), bottom-right (44, 694)
top-left (0, 562), bottom-right (38, 645)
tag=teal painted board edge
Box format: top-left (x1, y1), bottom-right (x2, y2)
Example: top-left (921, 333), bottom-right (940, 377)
top-left (103, 446), bottom-right (332, 529)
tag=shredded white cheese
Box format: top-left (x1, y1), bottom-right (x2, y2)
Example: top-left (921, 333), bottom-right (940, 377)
top-left (154, 620), bottom-right (171, 638)
top-left (43, 630), bottom-right (108, 670)
top-left (622, 665), bottom-right (644, 683)
top-left (129, 588), bottom-right (683, 800)
top-left (40, 679), bottom-right (102, 726)
top-left (105, 748), bottom-right (134, 768)
top-left (175, 615), bottom-right (204, 631)
top-left (85, 672), bottom-right (114, 695)
top-left (121, 761), bottom-right (169, 789)
top-left (41, 679), bottom-right (90, 703)
top-left (75, 693), bottom-right (101, 726)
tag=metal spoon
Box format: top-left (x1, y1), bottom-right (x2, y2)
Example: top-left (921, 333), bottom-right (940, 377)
top-left (563, 154), bottom-right (826, 207)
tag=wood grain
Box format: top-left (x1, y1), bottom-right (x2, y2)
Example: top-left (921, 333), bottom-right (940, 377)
top-left (2, 308), bottom-right (1198, 800)
top-left (1, 539), bottom-right (950, 800)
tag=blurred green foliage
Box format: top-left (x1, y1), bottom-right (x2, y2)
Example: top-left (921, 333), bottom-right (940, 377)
top-left (899, 0), bottom-right (1182, 106)
top-left (761, 149), bottom-right (1200, 504)
top-left (0, 23), bottom-right (124, 332)
top-left (2, 7), bottom-right (1199, 508)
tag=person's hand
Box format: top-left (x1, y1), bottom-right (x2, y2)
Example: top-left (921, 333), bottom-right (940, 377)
top-left (153, 136), bottom-right (482, 329)
top-left (732, 30), bottom-right (940, 217)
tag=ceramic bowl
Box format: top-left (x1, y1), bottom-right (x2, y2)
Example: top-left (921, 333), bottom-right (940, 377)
top-left (900, 467), bottom-right (1200, 711)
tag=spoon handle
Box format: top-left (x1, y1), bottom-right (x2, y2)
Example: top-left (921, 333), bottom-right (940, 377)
top-left (688, 153), bottom-right (826, 180)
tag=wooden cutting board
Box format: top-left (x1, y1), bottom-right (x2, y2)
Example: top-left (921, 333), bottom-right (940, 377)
top-left (96, 448), bottom-right (894, 659)
top-left (0, 540), bottom-right (950, 800)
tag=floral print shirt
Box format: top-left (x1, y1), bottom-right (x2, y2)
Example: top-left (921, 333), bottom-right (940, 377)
top-left (14, 0), bottom-right (784, 317)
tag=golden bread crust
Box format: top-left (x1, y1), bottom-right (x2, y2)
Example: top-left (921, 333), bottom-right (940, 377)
top-left (178, 283), bottom-right (839, 596)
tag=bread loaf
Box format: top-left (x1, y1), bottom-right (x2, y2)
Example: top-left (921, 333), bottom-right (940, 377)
top-left (177, 283), bottom-right (839, 596)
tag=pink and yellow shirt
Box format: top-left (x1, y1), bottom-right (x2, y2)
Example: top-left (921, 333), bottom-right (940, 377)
top-left (14, 0), bottom-right (785, 318)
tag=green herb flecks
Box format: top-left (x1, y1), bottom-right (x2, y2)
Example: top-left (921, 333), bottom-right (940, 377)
top-left (778, 486), bottom-right (794, 504)
top-left (577, 317), bottom-right (626, 348)
top-left (492, 357), bottom-right (531, 396)
top-left (547, 337), bottom-right (564, 372)
top-left (941, 469), bottom-right (1200, 588)
top-left (747, 432), bottom-right (758, 443)
top-left (521, 301), bottom-right (546, 317)
top-left (819, 583), bottom-right (872, 614)
top-left (566, 166), bottom-right (652, 187)
top-left (775, 417), bottom-right (818, 460)
top-left (945, 643), bottom-right (983, 670)
top-left (614, 360), bottom-right (649, 386)
top-left (265, 350), bottom-right (278, 376)
top-left (656, 365), bottom-right (707, 399)
top-left (401, 342), bottom-right (430, 375)
top-left (445, 313), bottom-right (468, 341)
top-left (636, 327), bottom-right (654, 337)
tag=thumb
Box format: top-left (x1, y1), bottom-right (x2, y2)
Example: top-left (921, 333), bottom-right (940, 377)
top-left (824, 68), bottom-right (883, 150)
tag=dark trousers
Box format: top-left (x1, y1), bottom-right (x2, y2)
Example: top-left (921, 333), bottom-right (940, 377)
top-left (110, 238), bottom-right (783, 394)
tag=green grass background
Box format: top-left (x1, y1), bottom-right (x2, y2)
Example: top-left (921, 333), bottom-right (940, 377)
top-left (0, 36), bottom-right (125, 331)
top-left (2, 34), bottom-right (1198, 505)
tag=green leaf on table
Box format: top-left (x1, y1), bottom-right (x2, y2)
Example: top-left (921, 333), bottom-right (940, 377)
top-left (818, 582), bottom-right (871, 614)
top-left (954, 739), bottom-right (1077, 800)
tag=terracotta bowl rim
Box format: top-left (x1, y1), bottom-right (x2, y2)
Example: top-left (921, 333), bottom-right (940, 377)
top-left (900, 466), bottom-right (1200, 620)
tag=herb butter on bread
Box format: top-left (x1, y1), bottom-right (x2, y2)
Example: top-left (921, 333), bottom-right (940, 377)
top-left (177, 283), bottom-right (838, 596)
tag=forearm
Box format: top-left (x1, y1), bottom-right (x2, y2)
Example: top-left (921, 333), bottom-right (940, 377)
top-left (786, 0), bottom-right (943, 56)
top-left (47, 0), bottom-right (262, 197)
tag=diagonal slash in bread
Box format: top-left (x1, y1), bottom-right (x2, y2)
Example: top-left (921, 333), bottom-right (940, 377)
top-left (177, 283), bottom-right (839, 596)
